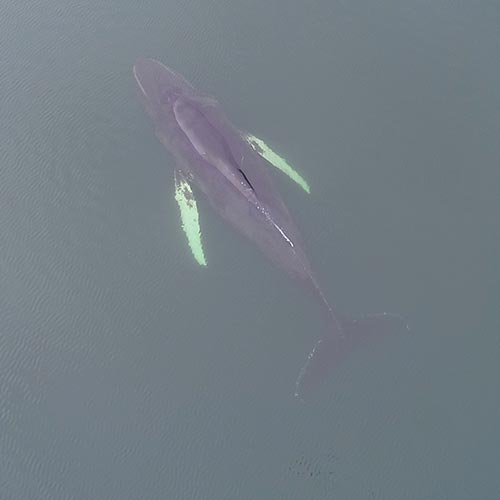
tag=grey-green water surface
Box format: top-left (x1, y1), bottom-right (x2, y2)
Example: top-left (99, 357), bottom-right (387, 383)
top-left (1, 1), bottom-right (499, 498)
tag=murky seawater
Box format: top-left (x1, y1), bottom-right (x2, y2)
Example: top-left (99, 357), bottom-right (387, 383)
top-left (0, 1), bottom-right (499, 498)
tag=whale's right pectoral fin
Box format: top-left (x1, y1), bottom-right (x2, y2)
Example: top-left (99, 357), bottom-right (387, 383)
top-left (243, 133), bottom-right (311, 194)
top-left (174, 170), bottom-right (207, 267)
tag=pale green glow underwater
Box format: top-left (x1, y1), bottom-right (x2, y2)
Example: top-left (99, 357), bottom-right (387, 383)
top-left (244, 134), bottom-right (311, 194)
top-left (174, 172), bottom-right (207, 266)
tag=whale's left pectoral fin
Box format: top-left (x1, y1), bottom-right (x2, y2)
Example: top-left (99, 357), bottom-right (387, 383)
top-left (174, 170), bottom-right (207, 267)
top-left (243, 133), bottom-right (311, 194)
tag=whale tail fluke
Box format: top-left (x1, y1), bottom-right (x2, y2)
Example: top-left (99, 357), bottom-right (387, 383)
top-left (295, 313), bottom-right (409, 401)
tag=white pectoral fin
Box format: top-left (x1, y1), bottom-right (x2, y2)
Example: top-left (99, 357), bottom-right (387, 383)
top-left (174, 171), bottom-right (207, 267)
top-left (243, 133), bottom-right (311, 194)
